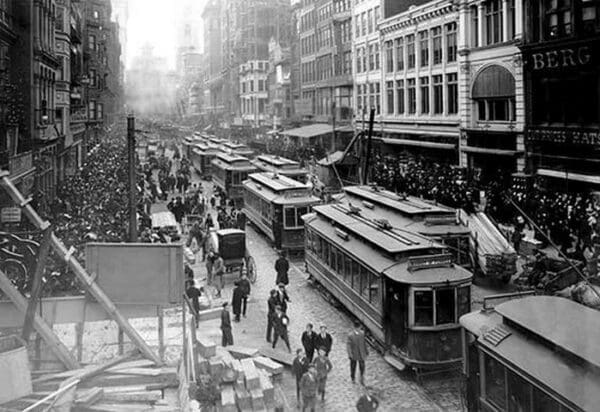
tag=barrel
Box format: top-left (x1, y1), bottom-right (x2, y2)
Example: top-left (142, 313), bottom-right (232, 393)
top-left (0, 335), bottom-right (32, 403)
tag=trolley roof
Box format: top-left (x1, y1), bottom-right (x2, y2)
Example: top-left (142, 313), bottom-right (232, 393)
top-left (252, 155), bottom-right (308, 176)
top-left (311, 203), bottom-right (440, 255)
top-left (460, 296), bottom-right (600, 412)
top-left (305, 213), bottom-right (471, 285)
top-left (335, 196), bottom-right (469, 236)
top-left (243, 173), bottom-right (320, 205)
top-left (344, 186), bottom-right (456, 217)
top-left (211, 153), bottom-right (256, 171)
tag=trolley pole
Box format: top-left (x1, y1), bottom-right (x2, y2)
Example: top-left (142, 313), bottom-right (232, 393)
top-left (127, 114), bottom-right (137, 242)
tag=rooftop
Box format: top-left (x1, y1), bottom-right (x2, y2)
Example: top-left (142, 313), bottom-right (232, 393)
top-left (247, 172), bottom-right (311, 192)
top-left (255, 154), bottom-right (299, 167)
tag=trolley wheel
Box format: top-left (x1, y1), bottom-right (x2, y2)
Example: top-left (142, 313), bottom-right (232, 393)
top-left (246, 256), bottom-right (257, 284)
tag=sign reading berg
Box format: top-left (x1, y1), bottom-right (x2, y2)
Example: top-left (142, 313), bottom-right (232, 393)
top-left (531, 46), bottom-right (591, 70)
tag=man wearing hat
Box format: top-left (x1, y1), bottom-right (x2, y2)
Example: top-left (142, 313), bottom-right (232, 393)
top-left (231, 280), bottom-right (244, 322)
top-left (300, 365), bottom-right (318, 412)
top-left (220, 302), bottom-right (233, 346)
top-left (272, 305), bottom-right (291, 352)
top-left (276, 283), bottom-right (290, 313)
top-left (275, 250), bottom-right (290, 286)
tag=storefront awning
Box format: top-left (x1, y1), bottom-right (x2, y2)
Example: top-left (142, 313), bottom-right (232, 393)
top-left (472, 65), bottom-right (515, 98)
top-left (461, 146), bottom-right (522, 156)
top-left (282, 123), bottom-right (336, 139)
top-left (380, 138), bottom-right (456, 150)
top-left (537, 168), bottom-right (600, 185)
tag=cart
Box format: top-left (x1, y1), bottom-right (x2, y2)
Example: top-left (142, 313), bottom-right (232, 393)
top-left (206, 228), bottom-right (257, 283)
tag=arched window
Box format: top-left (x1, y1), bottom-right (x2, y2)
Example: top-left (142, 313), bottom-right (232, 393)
top-left (472, 65), bottom-right (515, 122)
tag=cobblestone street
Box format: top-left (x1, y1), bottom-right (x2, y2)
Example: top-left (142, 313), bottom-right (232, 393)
top-left (191, 179), bottom-right (464, 412)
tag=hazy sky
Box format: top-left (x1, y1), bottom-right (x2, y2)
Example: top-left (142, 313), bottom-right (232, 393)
top-left (126, 0), bottom-right (179, 69)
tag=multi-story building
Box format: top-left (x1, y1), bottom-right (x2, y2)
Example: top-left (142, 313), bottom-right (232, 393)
top-left (457, 0), bottom-right (525, 181)
top-left (0, 0), bottom-right (36, 202)
top-left (377, 0), bottom-right (460, 162)
top-left (239, 60), bottom-right (270, 126)
top-left (520, 0), bottom-right (600, 190)
top-left (67, 0), bottom-right (86, 174)
top-left (202, 0), bottom-right (224, 123)
top-left (299, 0), bottom-right (353, 123)
top-left (267, 38), bottom-right (294, 128)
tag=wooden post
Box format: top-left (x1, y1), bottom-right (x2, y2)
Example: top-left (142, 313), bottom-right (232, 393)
top-left (22, 226), bottom-right (53, 342)
top-left (118, 327), bottom-right (124, 355)
top-left (0, 268), bottom-right (80, 369)
top-left (127, 115), bottom-right (137, 242)
top-left (158, 306), bottom-right (164, 362)
top-left (75, 322), bottom-right (84, 362)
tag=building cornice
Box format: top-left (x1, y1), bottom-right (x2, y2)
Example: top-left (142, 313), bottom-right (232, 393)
top-left (380, 1), bottom-right (458, 35)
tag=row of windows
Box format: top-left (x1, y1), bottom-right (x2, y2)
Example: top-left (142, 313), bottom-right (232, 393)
top-left (413, 286), bottom-right (470, 327)
top-left (470, 0), bottom-right (517, 47)
top-left (306, 229), bottom-right (382, 309)
top-left (382, 73), bottom-right (458, 116)
top-left (317, 26), bottom-right (332, 49)
top-left (241, 98), bottom-right (266, 115)
top-left (355, 6), bottom-right (381, 38)
top-left (483, 353), bottom-right (575, 412)
top-left (240, 79), bottom-right (267, 94)
top-left (383, 23), bottom-right (457, 74)
top-left (245, 190), bottom-right (273, 223)
top-left (88, 100), bottom-right (103, 120)
top-left (356, 82), bottom-right (381, 115)
top-left (355, 43), bottom-right (380, 73)
top-left (338, 20), bottom-right (352, 44)
top-left (530, 0), bottom-right (600, 42)
top-left (333, 0), bottom-right (351, 14)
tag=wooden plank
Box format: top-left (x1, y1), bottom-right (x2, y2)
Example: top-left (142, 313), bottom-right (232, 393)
top-left (75, 322), bottom-right (84, 362)
top-left (22, 227), bottom-right (52, 342)
top-left (117, 328), bottom-right (124, 356)
top-left (196, 307), bottom-right (221, 321)
top-left (158, 306), bottom-right (164, 362)
top-left (106, 359), bottom-right (157, 371)
top-left (257, 348), bottom-right (293, 367)
top-left (74, 388), bottom-right (104, 407)
top-left (225, 345), bottom-right (259, 359)
top-left (252, 356), bottom-right (284, 375)
top-left (0, 268), bottom-right (80, 370)
top-left (101, 390), bottom-right (162, 403)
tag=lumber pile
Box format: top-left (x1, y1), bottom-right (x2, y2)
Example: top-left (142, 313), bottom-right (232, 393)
top-left (0, 352), bottom-right (180, 412)
top-left (193, 340), bottom-right (285, 411)
top-left (461, 211), bottom-right (517, 280)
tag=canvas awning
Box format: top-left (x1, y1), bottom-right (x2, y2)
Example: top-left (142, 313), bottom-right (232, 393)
top-left (282, 124), bottom-right (336, 139)
top-left (380, 138), bottom-right (456, 150)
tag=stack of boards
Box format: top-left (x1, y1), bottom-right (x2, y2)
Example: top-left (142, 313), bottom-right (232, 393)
top-left (0, 354), bottom-right (180, 412)
top-left (461, 211), bottom-right (517, 279)
top-left (196, 338), bottom-right (287, 412)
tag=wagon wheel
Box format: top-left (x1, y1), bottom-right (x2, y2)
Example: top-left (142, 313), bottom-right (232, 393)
top-left (246, 256), bottom-right (257, 284)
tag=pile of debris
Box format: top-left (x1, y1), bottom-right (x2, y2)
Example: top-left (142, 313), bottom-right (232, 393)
top-left (193, 339), bottom-right (286, 412)
top-left (0, 350), bottom-right (180, 412)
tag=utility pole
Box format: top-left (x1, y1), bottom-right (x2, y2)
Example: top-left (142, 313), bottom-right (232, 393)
top-left (331, 100), bottom-right (336, 152)
top-left (363, 109), bottom-right (376, 185)
top-left (127, 114), bottom-right (137, 242)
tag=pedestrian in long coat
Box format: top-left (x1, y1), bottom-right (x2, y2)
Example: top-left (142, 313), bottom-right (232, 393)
top-left (221, 302), bottom-right (234, 347)
top-left (276, 283), bottom-right (290, 313)
top-left (314, 325), bottom-right (333, 356)
top-left (266, 289), bottom-right (278, 343)
top-left (300, 366), bottom-right (318, 412)
top-left (301, 323), bottom-right (317, 362)
top-left (238, 271), bottom-right (251, 317)
top-left (312, 347), bottom-right (333, 401)
top-left (292, 349), bottom-right (310, 407)
top-left (275, 251), bottom-right (290, 285)
top-left (231, 281), bottom-right (244, 322)
top-left (347, 321), bottom-right (368, 384)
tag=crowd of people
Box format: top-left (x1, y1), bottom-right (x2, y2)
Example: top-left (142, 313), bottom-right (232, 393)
top-left (369, 152), bottom-right (600, 263)
top-left (263, 138), bottom-right (326, 168)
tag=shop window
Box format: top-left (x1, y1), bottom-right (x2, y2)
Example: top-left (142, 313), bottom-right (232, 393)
top-left (419, 30), bottom-right (429, 67)
top-left (406, 35), bottom-right (415, 69)
top-left (477, 98), bottom-right (514, 121)
top-left (484, 354), bottom-right (507, 410)
top-left (396, 80), bottom-right (405, 114)
top-left (507, 370), bottom-right (532, 412)
top-left (432, 27), bottom-right (442, 65)
top-left (433, 75), bottom-right (443, 114)
top-left (414, 290), bottom-right (433, 326)
top-left (407, 79), bottom-right (416, 114)
top-left (395, 38), bottom-right (404, 71)
top-left (435, 288), bottom-right (455, 325)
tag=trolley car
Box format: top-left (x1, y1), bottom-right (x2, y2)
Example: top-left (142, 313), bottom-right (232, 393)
top-left (243, 172), bottom-right (320, 251)
top-left (221, 141), bottom-right (255, 158)
top-left (190, 143), bottom-right (222, 178)
top-left (460, 294), bottom-right (599, 412)
top-left (251, 154), bottom-right (309, 183)
top-left (211, 153), bottom-right (257, 205)
top-left (341, 185), bottom-right (472, 268)
top-left (206, 228), bottom-right (257, 283)
top-left (303, 202), bottom-right (472, 373)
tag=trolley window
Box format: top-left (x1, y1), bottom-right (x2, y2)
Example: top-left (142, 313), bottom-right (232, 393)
top-left (457, 286), bottom-right (470, 318)
top-left (284, 206), bottom-right (308, 229)
top-left (414, 290), bottom-right (434, 326)
top-left (507, 369), bottom-right (531, 412)
top-left (369, 273), bottom-right (381, 307)
top-left (435, 288), bottom-right (455, 325)
top-left (484, 354), bottom-right (506, 410)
